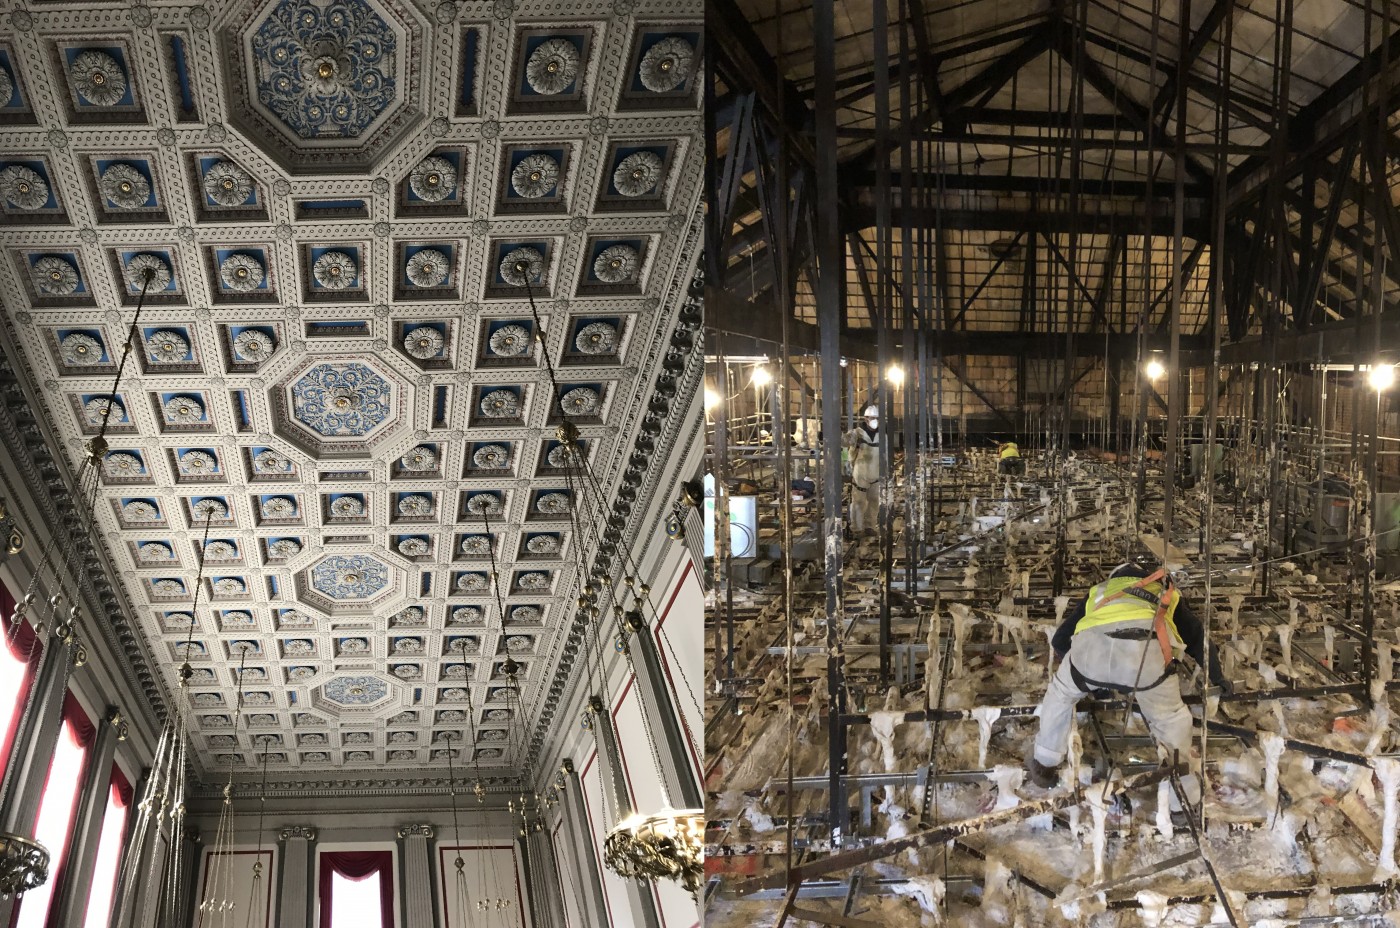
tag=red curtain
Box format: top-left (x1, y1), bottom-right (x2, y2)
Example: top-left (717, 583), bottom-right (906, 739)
top-left (62, 692), bottom-right (96, 748)
top-left (111, 761), bottom-right (133, 806)
top-left (318, 850), bottom-right (394, 928)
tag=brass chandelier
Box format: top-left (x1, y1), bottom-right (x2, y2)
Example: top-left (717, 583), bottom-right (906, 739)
top-left (603, 808), bottom-right (706, 894)
top-left (0, 834), bottom-right (47, 900)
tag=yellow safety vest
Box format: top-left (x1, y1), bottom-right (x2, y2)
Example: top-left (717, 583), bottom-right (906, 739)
top-left (1074, 576), bottom-right (1183, 649)
top-left (1000, 443), bottom-right (1020, 459)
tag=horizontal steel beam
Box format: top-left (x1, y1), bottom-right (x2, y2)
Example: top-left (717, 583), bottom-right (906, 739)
top-left (734, 765), bottom-right (1172, 891)
top-left (839, 171), bottom-right (1213, 201)
top-left (1197, 312), bottom-right (1400, 366)
top-left (709, 289), bottom-right (1210, 359)
top-left (841, 204), bottom-right (1206, 237)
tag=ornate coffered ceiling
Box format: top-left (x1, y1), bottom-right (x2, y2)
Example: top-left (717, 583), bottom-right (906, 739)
top-left (0, 0), bottom-right (703, 785)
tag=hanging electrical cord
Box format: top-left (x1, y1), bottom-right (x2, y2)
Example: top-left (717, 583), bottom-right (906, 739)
top-left (198, 645), bottom-right (249, 927)
top-left (451, 509), bottom-right (515, 919)
top-left (474, 506), bottom-right (533, 916)
top-left (155, 521), bottom-right (213, 928)
top-left (243, 735), bottom-right (274, 928)
top-left (519, 259), bottom-right (704, 748)
top-left (1129, 0), bottom-right (1165, 562)
top-left (498, 279), bottom-right (650, 798)
top-left (442, 723), bottom-right (475, 924)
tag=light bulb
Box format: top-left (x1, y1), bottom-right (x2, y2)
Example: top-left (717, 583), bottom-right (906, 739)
top-left (703, 385), bottom-right (721, 410)
top-left (886, 364), bottom-right (904, 386)
top-left (1144, 359), bottom-right (1165, 380)
top-left (750, 366), bottom-right (772, 387)
top-left (1371, 363), bottom-right (1395, 391)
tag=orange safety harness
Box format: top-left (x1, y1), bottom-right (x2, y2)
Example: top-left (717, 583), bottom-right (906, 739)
top-left (1067, 568), bottom-right (1180, 696)
top-left (1091, 568), bottom-right (1177, 667)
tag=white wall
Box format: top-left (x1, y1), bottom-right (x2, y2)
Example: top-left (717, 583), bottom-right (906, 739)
top-left (435, 840), bottom-right (530, 928)
top-left (650, 557), bottom-right (705, 791)
top-left (190, 845), bottom-right (277, 928)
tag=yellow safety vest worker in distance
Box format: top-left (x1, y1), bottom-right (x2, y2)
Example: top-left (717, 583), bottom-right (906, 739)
top-left (1073, 575), bottom-right (1183, 655)
top-left (1000, 443), bottom-right (1020, 460)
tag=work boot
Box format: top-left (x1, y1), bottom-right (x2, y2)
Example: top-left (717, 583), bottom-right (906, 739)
top-left (1027, 756), bottom-right (1060, 789)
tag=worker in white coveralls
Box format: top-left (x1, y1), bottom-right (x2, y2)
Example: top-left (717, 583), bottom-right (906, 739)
top-left (843, 405), bottom-right (881, 537)
top-left (1027, 562), bottom-right (1229, 824)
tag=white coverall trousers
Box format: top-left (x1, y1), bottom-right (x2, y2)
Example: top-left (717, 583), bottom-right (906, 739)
top-left (849, 480), bottom-right (878, 535)
top-left (847, 436), bottom-right (880, 536)
top-left (1032, 619), bottom-right (1199, 809)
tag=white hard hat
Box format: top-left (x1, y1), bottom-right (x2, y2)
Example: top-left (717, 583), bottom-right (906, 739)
top-left (863, 405), bottom-right (879, 418)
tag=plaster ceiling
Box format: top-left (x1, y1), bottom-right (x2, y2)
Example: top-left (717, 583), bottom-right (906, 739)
top-left (0, 0), bottom-right (703, 783)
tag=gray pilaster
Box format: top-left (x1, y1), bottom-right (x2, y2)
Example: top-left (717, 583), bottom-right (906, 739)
top-left (515, 832), bottom-right (540, 928)
top-left (49, 706), bottom-right (125, 928)
top-left (277, 825), bottom-right (316, 928)
top-left (396, 823), bottom-right (435, 928)
top-left (588, 703), bottom-right (662, 928)
top-left (526, 825), bottom-right (567, 928)
top-left (177, 827), bottom-right (203, 928)
top-left (624, 610), bottom-right (704, 808)
top-left (0, 625), bottom-right (77, 832)
top-left (0, 624), bottom-right (78, 927)
top-left (559, 759), bottom-right (609, 928)
top-left (107, 769), bottom-right (149, 928)
top-left (124, 818), bottom-right (167, 928)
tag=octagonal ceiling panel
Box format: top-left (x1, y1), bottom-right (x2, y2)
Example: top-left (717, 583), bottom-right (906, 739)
top-left (274, 356), bottom-right (408, 458)
top-left (296, 551), bottom-right (400, 615)
top-left (0, 0), bottom-right (702, 786)
top-left (312, 673), bottom-right (406, 718)
top-left (222, 0), bottom-right (426, 173)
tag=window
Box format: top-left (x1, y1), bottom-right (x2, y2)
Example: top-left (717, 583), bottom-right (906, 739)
top-left (83, 768), bottom-right (132, 928)
top-left (330, 869), bottom-right (385, 928)
top-left (13, 712), bottom-right (89, 928)
top-left (318, 850), bottom-right (395, 928)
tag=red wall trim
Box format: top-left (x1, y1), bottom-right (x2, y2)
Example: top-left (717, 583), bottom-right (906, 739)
top-left (198, 849), bottom-right (274, 928)
top-left (549, 820), bottom-right (571, 928)
top-left (651, 559), bottom-right (702, 776)
top-left (578, 750), bottom-right (616, 926)
top-left (435, 844), bottom-right (527, 928)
